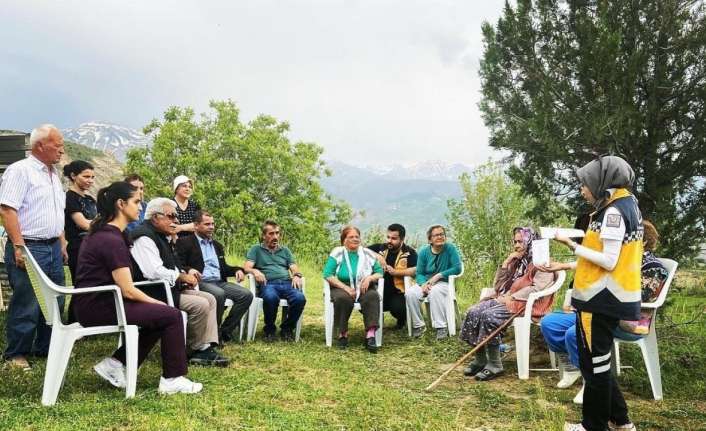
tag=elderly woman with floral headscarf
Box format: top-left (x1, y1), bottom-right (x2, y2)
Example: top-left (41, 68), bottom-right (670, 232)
top-left (458, 227), bottom-right (556, 381)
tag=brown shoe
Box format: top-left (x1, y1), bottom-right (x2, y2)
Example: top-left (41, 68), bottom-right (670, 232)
top-left (7, 356), bottom-right (32, 371)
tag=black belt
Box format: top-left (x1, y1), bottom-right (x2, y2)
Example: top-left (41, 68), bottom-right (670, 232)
top-left (23, 237), bottom-right (59, 245)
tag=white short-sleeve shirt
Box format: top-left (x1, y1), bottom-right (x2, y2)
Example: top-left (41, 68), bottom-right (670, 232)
top-left (0, 155), bottom-right (65, 239)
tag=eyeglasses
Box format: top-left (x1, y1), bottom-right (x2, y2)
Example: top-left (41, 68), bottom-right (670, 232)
top-left (158, 212), bottom-right (178, 220)
top-left (431, 232), bottom-right (446, 238)
top-left (513, 239), bottom-right (524, 244)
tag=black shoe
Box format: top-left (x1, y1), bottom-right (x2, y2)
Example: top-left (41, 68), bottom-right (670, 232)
top-left (281, 330), bottom-right (295, 342)
top-left (337, 337), bottom-right (349, 349)
top-left (463, 363), bottom-right (485, 377)
top-left (474, 368), bottom-right (504, 381)
top-left (365, 337), bottom-right (378, 353)
top-left (264, 332), bottom-right (277, 343)
top-left (189, 347), bottom-right (231, 367)
top-left (395, 319), bottom-right (406, 330)
top-left (220, 331), bottom-right (234, 344)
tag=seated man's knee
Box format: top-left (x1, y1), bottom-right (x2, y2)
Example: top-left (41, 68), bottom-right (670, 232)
top-left (260, 286), bottom-right (280, 305)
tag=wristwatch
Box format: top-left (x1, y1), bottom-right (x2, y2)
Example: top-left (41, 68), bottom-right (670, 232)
top-left (293, 272), bottom-right (303, 278)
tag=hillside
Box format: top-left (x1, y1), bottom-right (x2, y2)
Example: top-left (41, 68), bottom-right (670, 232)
top-left (321, 160), bottom-right (469, 237)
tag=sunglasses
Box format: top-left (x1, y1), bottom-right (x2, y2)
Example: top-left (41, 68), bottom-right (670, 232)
top-left (158, 212), bottom-right (178, 220)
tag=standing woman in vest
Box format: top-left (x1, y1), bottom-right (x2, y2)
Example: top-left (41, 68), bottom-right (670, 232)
top-left (547, 156), bottom-right (642, 431)
top-left (63, 160), bottom-right (97, 283)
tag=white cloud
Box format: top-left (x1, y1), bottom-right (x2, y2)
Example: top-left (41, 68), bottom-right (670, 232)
top-left (1, 0), bottom-right (506, 165)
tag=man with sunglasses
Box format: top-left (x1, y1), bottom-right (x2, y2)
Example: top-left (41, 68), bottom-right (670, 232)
top-left (130, 198), bottom-right (229, 367)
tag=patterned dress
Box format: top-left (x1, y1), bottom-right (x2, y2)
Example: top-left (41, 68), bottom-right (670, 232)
top-left (459, 261), bottom-right (555, 346)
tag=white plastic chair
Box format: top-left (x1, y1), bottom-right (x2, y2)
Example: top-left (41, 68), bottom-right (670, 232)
top-left (405, 264), bottom-right (465, 337)
top-left (479, 270), bottom-right (566, 380)
top-left (612, 258), bottom-right (678, 400)
top-left (245, 274), bottom-right (305, 342)
top-left (556, 258), bottom-right (677, 400)
top-left (21, 245), bottom-right (139, 406)
top-left (323, 278), bottom-right (384, 347)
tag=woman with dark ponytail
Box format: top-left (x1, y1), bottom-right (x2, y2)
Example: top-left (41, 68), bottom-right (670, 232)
top-left (72, 181), bottom-right (202, 395)
top-left (63, 160), bottom-right (96, 282)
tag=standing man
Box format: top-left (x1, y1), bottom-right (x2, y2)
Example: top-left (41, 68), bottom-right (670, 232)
top-left (176, 210), bottom-right (254, 343)
top-left (243, 220), bottom-right (306, 342)
top-left (368, 223), bottom-right (417, 330)
top-left (131, 198), bottom-right (229, 367)
top-left (0, 124), bottom-right (67, 370)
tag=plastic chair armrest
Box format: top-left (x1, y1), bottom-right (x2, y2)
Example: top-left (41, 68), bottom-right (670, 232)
top-left (133, 280), bottom-right (175, 306)
top-left (65, 284), bottom-right (128, 326)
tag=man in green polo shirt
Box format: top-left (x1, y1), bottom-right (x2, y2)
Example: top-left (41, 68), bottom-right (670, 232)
top-left (243, 220), bottom-right (306, 342)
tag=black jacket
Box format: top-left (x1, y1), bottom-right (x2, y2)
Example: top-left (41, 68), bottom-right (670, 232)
top-left (176, 233), bottom-right (243, 283)
top-left (129, 221), bottom-right (183, 307)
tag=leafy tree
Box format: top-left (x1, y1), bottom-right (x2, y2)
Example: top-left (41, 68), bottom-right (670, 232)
top-left (479, 0), bottom-right (706, 260)
top-left (126, 100), bottom-right (351, 258)
top-left (449, 163), bottom-right (534, 288)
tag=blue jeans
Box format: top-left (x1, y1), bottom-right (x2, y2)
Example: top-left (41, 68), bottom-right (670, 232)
top-left (540, 311), bottom-right (645, 369)
top-left (4, 241), bottom-right (65, 359)
top-left (259, 280), bottom-right (306, 335)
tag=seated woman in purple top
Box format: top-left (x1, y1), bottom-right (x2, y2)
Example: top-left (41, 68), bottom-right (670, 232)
top-left (71, 181), bottom-right (202, 395)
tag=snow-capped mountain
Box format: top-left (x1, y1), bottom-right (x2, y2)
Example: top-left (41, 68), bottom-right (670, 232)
top-left (355, 160), bottom-right (473, 181)
top-left (62, 122), bottom-right (151, 161)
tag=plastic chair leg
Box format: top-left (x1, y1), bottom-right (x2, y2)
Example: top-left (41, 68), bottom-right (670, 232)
top-left (613, 341), bottom-right (622, 375)
top-left (375, 299), bottom-right (383, 347)
top-left (295, 313), bottom-right (303, 342)
top-left (513, 318), bottom-right (531, 380)
top-left (640, 332), bottom-right (663, 400)
top-left (549, 350), bottom-right (558, 371)
top-left (447, 299), bottom-right (457, 336)
top-left (247, 299), bottom-right (261, 341)
top-left (41, 330), bottom-right (77, 406)
top-left (123, 325), bottom-right (139, 399)
top-left (239, 313), bottom-right (247, 342)
top-left (324, 302), bottom-right (333, 347)
top-left (181, 311), bottom-right (188, 343)
top-left (406, 302), bottom-right (413, 337)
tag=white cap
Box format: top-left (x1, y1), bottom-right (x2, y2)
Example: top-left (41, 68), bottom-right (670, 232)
top-left (173, 175), bottom-right (191, 192)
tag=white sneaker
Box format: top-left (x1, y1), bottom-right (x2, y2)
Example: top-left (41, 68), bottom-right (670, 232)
top-left (563, 423), bottom-right (587, 431)
top-left (557, 370), bottom-right (581, 389)
top-left (158, 376), bottom-right (203, 395)
top-left (608, 422), bottom-right (637, 431)
top-left (573, 382), bottom-right (585, 405)
top-left (94, 357), bottom-right (126, 388)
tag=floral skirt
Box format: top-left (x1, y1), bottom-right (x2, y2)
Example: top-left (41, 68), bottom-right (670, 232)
top-left (459, 299), bottom-right (514, 346)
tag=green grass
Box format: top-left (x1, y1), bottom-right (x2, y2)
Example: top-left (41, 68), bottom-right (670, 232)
top-left (1, 262), bottom-right (704, 430)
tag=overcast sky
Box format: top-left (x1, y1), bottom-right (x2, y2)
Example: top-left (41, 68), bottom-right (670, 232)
top-left (1, 0), bottom-right (507, 165)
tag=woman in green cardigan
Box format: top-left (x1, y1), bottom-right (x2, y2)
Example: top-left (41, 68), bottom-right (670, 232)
top-left (405, 224), bottom-right (462, 340)
top-left (323, 226), bottom-right (383, 352)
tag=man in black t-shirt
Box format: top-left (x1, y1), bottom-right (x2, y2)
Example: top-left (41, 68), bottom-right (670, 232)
top-left (368, 223), bottom-right (417, 329)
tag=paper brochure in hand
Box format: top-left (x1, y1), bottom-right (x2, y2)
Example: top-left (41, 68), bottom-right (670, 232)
top-left (540, 227), bottom-right (585, 239)
top-left (532, 238), bottom-right (550, 266)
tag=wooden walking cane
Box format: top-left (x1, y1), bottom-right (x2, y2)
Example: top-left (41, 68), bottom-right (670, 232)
top-left (425, 309), bottom-right (524, 391)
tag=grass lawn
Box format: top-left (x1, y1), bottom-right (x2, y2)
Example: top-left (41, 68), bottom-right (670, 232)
top-left (0, 262), bottom-right (704, 430)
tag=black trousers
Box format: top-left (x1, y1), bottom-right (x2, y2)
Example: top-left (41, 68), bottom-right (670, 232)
top-left (383, 286), bottom-right (406, 326)
top-left (576, 311), bottom-right (630, 431)
top-left (199, 280), bottom-right (254, 337)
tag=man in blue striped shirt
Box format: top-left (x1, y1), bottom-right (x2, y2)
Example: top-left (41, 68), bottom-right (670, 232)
top-left (0, 124), bottom-right (67, 370)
